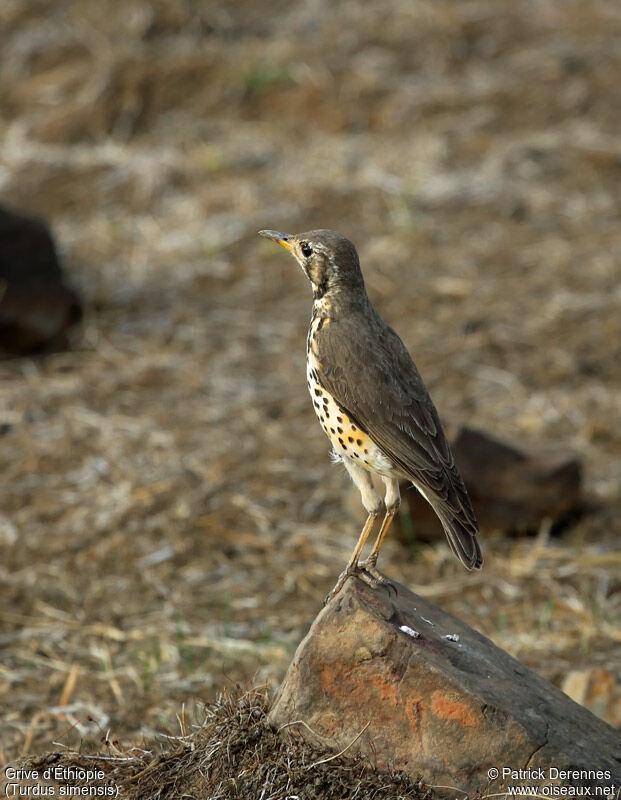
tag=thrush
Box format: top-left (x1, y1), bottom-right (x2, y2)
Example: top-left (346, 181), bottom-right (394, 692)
top-left (259, 228), bottom-right (482, 600)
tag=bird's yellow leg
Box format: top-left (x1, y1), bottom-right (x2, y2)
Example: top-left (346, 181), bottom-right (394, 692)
top-left (346, 511), bottom-right (378, 568)
top-left (361, 509), bottom-right (396, 570)
top-left (324, 511), bottom-right (378, 604)
top-left (360, 476), bottom-right (401, 576)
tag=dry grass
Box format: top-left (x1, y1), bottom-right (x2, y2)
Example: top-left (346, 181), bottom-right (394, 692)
top-left (0, 0), bottom-right (619, 769)
top-left (12, 687), bottom-right (430, 799)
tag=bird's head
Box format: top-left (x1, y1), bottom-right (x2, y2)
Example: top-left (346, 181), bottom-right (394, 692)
top-left (259, 229), bottom-right (365, 302)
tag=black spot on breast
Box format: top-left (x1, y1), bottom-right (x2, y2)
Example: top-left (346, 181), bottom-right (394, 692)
top-left (356, 439), bottom-right (363, 446)
top-left (353, 452), bottom-right (360, 458)
top-left (364, 448), bottom-right (368, 454)
top-left (314, 388), bottom-right (322, 397)
top-left (348, 436), bottom-right (354, 443)
top-left (313, 401), bottom-right (320, 410)
top-left (336, 416), bottom-right (343, 424)
top-left (338, 438), bottom-right (346, 449)
top-left (337, 427), bottom-right (343, 434)
top-left (351, 424), bottom-right (357, 431)
top-left (330, 427), bottom-right (335, 434)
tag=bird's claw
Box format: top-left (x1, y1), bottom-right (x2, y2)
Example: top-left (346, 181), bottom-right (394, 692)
top-left (324, 565), bottom-right (358, 605)
top-left (358, 561), bottom-right (398, 597)
top-left (324, 562), bottom-right (397, 605)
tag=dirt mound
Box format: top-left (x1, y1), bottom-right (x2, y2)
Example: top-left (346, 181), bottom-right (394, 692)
top-left (17, 689), bottom-right (429, 799)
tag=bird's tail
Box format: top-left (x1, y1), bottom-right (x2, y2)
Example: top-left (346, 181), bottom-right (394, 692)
top-left (431, 500), bottom-right (483, 570)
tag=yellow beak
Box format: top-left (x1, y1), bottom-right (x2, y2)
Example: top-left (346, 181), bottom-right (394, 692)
top-left (258, 229), bottom-right (293, 251)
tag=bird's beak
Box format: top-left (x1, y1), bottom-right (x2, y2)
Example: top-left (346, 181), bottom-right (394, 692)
top-left (258, 230), bottom-right (293, 251)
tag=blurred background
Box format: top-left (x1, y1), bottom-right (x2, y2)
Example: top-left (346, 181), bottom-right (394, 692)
top-left (0, 0), bottom-right (619, 762)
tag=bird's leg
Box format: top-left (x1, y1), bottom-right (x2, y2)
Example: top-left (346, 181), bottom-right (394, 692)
top-left (359, 477), bottom-right (401, 583)
top-left (358, 510), bottom-right (396, 578)
top-left (324, 457), bottom-right (384, 604)
top-left (324, 510), bottom-right (379, 603)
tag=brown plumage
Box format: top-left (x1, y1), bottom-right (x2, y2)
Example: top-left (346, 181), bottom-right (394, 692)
top-left (259, 228), bottom-right (481, 598)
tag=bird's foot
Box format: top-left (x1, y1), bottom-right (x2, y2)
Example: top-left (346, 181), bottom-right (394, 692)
top-left (324, 561), bottom-right (396, 605)
top-left (324, 565), bottom-right (357, 605)
top-left (358, 559), bottom-right (398, 596)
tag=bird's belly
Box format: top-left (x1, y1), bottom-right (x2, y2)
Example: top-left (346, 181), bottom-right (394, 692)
top-left (306, 362), bottom-right (395, 477)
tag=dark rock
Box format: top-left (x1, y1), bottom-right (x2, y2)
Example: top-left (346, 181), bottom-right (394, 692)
top-left (0, 204), bottom-right (82, 354)
top-left (401, 424), bottom-right (583, 538)
top-left (269, 577), bottom-right (620, 794)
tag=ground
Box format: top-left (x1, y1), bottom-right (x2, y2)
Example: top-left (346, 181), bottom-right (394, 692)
top-left (0, 0), bottom-right (619, 766)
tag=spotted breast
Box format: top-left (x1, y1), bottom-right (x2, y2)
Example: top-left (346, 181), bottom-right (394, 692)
top-left (306, 314), bottom-right (395, 477)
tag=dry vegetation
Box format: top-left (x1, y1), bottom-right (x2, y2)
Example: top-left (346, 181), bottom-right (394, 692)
top-left (13, 687), bottom-right (431, 799)
top-left (0, 0), bottom-right (620, 775)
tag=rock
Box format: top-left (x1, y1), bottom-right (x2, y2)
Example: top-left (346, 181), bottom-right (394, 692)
top-left (0, 204), bottom-right (82, 354)
top-left (562, 668), bottom-right (621, 728)
top-left (346, 424), bottom-right (583, 540)
top-left (269, 577), bottom-right (620, 794)
top-left (439, 424), bottom-right (583, 532)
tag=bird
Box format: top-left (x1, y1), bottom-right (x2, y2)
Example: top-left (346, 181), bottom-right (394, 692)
top-left (259, 228), bottom-right (482, 600)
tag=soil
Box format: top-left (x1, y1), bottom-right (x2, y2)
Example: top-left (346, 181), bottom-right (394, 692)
top-left (0, 0), bottom-right (619, 767)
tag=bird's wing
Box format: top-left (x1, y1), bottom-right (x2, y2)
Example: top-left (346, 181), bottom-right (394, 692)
top-left (314, 310), bottom-right (481, 568)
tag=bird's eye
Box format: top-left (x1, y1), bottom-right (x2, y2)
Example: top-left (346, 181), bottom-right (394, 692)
top-left (300, 242), bottom-right (313, 258)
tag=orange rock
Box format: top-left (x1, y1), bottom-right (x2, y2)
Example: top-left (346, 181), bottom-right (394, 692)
top-left (269, 577), bottom-right (620, 794)
top-left (430, 690), bottom-right (477, 728)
